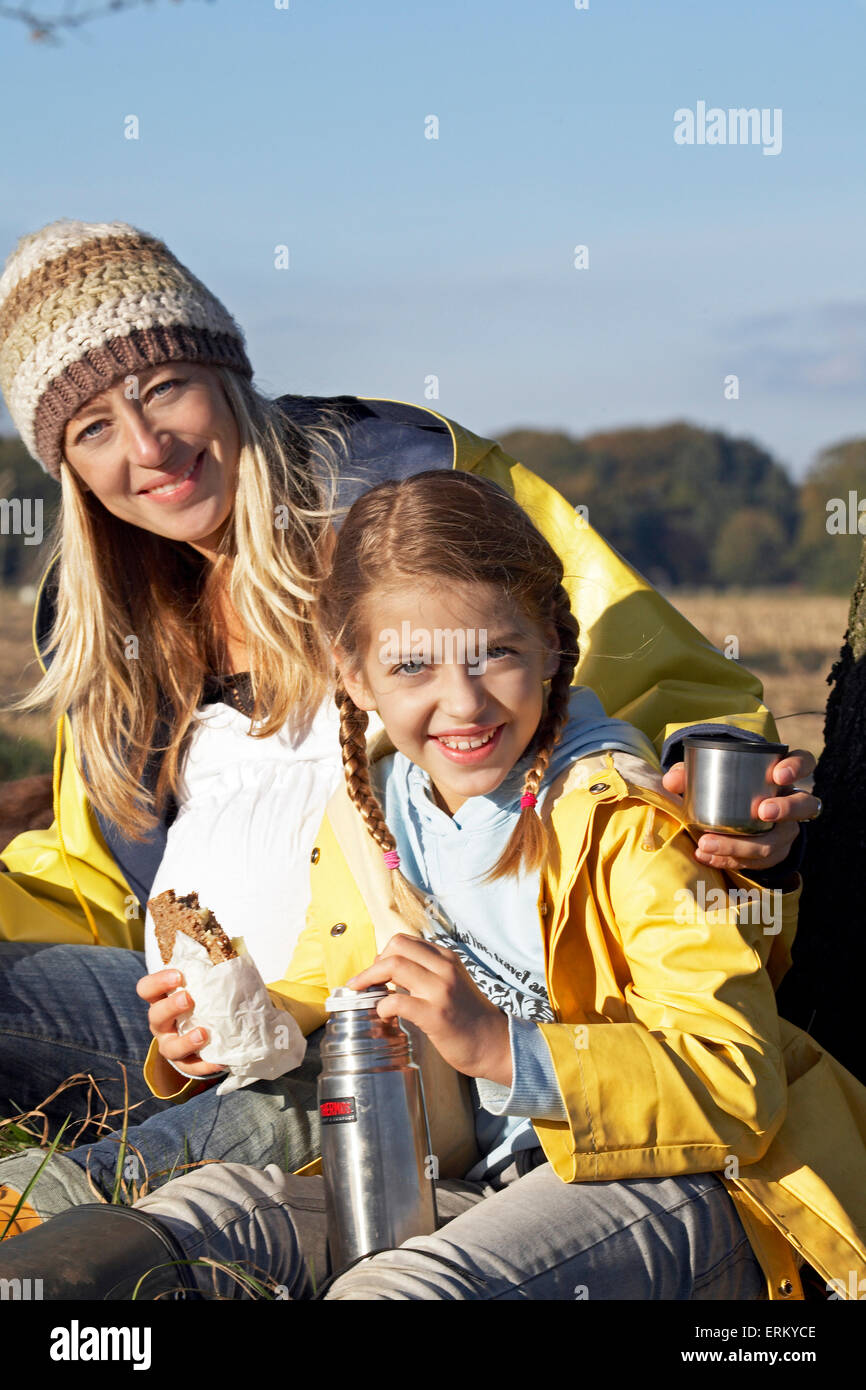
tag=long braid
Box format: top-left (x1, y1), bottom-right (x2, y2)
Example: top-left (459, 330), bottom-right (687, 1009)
top-left (335, 682), bottom-right (391, 850)
top-left (334, 680), bottom-right (437, 935)
top-left (485, 583), bottom-right (580, 882)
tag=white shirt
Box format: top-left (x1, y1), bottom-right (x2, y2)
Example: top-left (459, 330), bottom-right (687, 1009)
top-left (144, 697), bottom-right (345, 983)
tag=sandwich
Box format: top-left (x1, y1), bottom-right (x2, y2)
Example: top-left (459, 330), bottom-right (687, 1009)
top-left (148, 888), bottom-right (238, 967)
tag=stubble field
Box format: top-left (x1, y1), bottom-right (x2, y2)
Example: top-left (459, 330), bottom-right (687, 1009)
top-left (669, 590), bottom-right (848, 765)
top-left (0, 588), bottom-right (851, 773)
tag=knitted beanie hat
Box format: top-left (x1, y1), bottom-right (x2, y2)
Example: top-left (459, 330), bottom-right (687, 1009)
top-left (0, 219), bottom-right (253, 479)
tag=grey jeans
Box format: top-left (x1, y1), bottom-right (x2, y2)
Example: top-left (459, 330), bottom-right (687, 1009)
top-left (133, 1149), bottom-right (767, 1301)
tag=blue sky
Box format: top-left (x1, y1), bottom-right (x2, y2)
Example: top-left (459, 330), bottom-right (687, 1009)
top-left (0, 0), bottom-right (863, 480)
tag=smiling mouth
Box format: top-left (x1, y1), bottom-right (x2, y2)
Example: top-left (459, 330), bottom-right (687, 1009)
top-left (433, 726), bottom-right (500, 751)
top-left (140, 451), bottom-right (204, 496)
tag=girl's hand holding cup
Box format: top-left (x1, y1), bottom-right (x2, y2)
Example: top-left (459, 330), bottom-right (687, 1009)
top-left (136, 968), bottom-right (228, 1079)
top-left (662, 743), bottom-right (819, 874)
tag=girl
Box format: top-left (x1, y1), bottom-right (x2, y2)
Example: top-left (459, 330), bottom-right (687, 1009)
top-left (0, 219), bottom-right (815, 1240)
top-left (48, 468), bottom-right (839, 1303)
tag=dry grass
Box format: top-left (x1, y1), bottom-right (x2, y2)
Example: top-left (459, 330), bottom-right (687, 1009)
top-left (669, 589), bottom-right (848, 762)
top-left (0, 586), bottom-right (849, 774)
top-left (0, 590), bottom-right (54, 751)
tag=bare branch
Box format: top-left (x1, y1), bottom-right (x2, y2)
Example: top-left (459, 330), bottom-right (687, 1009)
top-left (0, 0), bottom-right (215, 44)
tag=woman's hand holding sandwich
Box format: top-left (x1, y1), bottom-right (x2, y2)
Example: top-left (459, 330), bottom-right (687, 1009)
top-left (137, 968), bottom-right (228, 1079)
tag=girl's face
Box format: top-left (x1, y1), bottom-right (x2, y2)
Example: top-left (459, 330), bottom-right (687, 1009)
top-left (339, 579), bottom-right (559, 816)
top-left (61, 363), bottom-right (240, 558)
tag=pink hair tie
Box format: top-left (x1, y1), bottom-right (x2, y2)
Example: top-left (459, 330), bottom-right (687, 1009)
top-left (520, 793), bottom-right (538, 810)
top-left (383, 849), bottom-right (401, 870)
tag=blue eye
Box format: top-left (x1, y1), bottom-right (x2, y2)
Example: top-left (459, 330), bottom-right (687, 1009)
top-left (148, 378), bottom-right (182, 400)
top-left (77, 419), bottom-right (105, 443)
top-left (72, 377), bottom-right (183, 446)
top-left (394, 658), bottom-right (427, 676)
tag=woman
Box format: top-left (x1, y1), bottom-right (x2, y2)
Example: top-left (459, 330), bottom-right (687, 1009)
top-left (0, 218), bottom-right (817, 1232)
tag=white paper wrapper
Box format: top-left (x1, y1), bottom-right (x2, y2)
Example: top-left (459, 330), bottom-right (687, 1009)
top-left (170, 932), bottom-right (306, 1096)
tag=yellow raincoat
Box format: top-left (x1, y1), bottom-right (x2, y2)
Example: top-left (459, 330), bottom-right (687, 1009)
top-left (254, 748), bottom-right (866, 1304)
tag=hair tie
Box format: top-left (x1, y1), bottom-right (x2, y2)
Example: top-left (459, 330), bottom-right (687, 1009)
top-left (383, 849), bottom-right (401, 870)
top-left (520, 793), bottom-right (538, 810)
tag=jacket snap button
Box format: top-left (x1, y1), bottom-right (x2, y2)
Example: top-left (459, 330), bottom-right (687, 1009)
top-left (310, 847), bottom-right (320, 864)
top-left (778, 1278), bottom-right (794, 1296)
top-left (589, 782), bottom-right (609, 794)
top-left (330, 922), bottom-right (348, 937)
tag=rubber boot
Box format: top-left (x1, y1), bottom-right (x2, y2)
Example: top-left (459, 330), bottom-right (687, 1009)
top-left (0, 1203), bottom-right (201, 1300)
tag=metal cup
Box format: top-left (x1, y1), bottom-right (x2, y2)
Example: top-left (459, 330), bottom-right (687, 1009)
top-left (682, 736), bottom-right (788, 835)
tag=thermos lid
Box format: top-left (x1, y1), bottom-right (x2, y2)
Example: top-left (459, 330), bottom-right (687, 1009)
top-left (325, 985), bottom-right (391, 1012)
top-left (682, 736), bottom-right (788, 754)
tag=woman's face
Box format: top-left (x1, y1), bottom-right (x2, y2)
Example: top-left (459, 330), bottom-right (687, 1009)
top-left (62, 363), bottom-right (241, 556)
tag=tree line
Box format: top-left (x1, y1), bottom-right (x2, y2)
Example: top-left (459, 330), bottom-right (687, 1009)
top-left (499, 421), bottom-right (865, 592)
top-left (1, 421), bottom-right (864, 592)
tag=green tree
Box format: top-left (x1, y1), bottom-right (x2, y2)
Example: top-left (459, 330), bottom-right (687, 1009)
top-left (499, 420), bottom-right (799, 587)
top-left (711, 507), bottom-right (789, 588)
top-left (796, 438), bottom-right (866, 594)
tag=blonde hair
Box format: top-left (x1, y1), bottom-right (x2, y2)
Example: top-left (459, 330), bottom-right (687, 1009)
top-left (319, 471), bottom-right (580, 934)
top-left (13, 368), bottom-right (351, 838)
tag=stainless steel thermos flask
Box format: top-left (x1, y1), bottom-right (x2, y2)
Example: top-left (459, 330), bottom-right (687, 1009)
top-left (319, 985), bottom-right (439, 1272)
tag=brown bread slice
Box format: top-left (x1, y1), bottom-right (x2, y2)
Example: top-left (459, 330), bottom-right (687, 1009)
top-left (148, 889), bottom-right (238, 966)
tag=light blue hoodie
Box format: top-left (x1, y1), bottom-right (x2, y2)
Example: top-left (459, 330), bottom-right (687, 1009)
top-left (377, 686), bottom-right (659, 1181)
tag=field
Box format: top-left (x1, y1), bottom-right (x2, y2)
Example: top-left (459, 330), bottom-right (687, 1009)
top-left (0, 590), bottom-right (53, 743)
top-left (0, 586), bottom-right (850, 775)
top-left (669, 589), bottom-right (848, 766)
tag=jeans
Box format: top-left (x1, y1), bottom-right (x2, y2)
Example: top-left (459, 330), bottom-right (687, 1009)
top-left (133, 1151), bottom-right (768, 1301)
top-left (0, 942), bottom-right (165, 1125)
top-left (0, 941), bottom-right (323, 1214)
